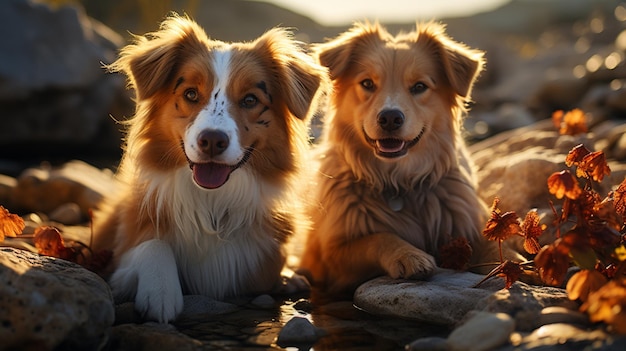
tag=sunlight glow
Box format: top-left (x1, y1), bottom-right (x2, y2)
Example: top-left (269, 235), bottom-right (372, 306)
top-left (258, 0), bottom-right (510, 26)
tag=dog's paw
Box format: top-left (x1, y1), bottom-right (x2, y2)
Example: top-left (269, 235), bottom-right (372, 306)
top-left (382, 248), bottom-right (436, 280)
top-left (111, 239), bottom-right (184, 323)
top-left (135, 274), bottom-right (184, 323)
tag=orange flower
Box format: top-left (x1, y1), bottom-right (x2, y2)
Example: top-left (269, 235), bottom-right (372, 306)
top-left (552, 108), bottom-right (588, 136)
top-left (547, 170), bottom-right (582, 200)
top-left (482, 198), bottom-right (522, 242)
top-left (565, 144), bottom-right (591, 168)
top-left (520, 209), bottom-right (545, 254)
top-left (578, 151), bottom-right (611, 182)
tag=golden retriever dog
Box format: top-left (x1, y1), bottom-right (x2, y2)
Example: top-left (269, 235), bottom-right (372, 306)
top-left (92, 15), bottom-right (326, 322)
top-left (299, 22), bottom-right (494, 298)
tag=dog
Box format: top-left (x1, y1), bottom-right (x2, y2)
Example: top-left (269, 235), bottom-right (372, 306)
top-left (299, 22), bottom-right (497, 298)
top-left (92, 15), bottom-right (326, 323)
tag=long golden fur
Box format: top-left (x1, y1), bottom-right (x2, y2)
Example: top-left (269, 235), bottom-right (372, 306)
top-left (93, 15), bottom-right (326, 322)
top-left (299, 22), bottom-right (496, 298)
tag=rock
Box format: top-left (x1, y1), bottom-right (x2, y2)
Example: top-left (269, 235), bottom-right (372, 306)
top-left (11, 160), bottom-right (117, 217)
top-left (471, 120), bottom-right (626, 217)
top-left (0, 174), bottom-right (16, 209)
top-left (276, 316), bottom-right (326, 347)
top-left (0, 0), bottom-right (130, 158)
top-left (538, 306), bottom-right (590, 327)
top-left (446, 311), bottom-right (515, 351)
top-left (354, 269), bottom-right (505, 325)
top-left (250, 294), bottom-right (276, 309)
top-left (180, 295), bottom-right (239, 319)
top-left (476, 282), bottom-right (571, 331)
top-left (292, 298), bottom-right (314, 313)
top-left (0, 247), bottom-right (114, 350)
top-left (406, 336), bottom-right (450, 351)
top-left (108, 322), bottom-right (203, 351)
top-left (354, 269), bottom-right (571, 330)
top-left (48, 202), bottom-right (83, 225)
top-left (522, 323), bottom-right (609, 348)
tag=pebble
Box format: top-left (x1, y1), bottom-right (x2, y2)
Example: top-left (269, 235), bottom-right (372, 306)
top-left (275, 316), bottom-right (326, 347)
top-left (538, 306), bottom-right (590, 327)
top-left (446, 311), bottom-right (515, 351)
top-left (406, 336), bottom-right (450, 351)
top-left (48, 202), bottom-right (82, 225)
top-left (250, 294), bottom-right (276, 309)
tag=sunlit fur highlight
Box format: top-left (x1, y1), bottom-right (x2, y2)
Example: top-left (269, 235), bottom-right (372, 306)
top-left (93, 15), bottom-right (325, 322)
top-left (299, 22), bottom-right (496, 298)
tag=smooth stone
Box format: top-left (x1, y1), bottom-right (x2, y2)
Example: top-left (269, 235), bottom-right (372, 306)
top-left (406, 336), bottom-right (450, 351)
top-left (250, 294), bottom-right (276, 309)
top-left (276, 316), bottom-right (326, 347)
top-left (446, 311), bottom-right (515, 351)
top-left (354, 269), bottom-right (505, 326)
top-left (538, 306), bottom-right (590, 327)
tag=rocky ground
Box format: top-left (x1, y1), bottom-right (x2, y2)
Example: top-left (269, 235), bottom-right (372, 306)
top-left (3, 0), bottom-right (626, 350)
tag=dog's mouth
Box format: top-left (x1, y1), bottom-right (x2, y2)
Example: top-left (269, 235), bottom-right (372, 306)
top-left (364, 127), bottom-right (425, 158)
top-left (185, 145), bottom-right (254, 189)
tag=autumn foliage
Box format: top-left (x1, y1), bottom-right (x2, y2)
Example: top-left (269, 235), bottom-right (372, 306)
top-left (475, 108), bottom-right (626, 334)
top-left (0, 206), bottom-right (111, 275)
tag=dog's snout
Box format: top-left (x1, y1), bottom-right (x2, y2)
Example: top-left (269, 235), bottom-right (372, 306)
top-left (197, 130), bottom-right (229, 157)
top-left (377, 109), bottom-right (405, 131)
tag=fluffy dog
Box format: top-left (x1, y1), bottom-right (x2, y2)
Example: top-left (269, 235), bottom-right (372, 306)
top-left (93, 15), bottom-right (325, 322)
top-left (299, 22), bottom-right (495, 297)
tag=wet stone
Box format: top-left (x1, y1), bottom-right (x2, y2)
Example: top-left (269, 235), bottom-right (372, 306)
top-left (447, 311), bottom-right (515, 351)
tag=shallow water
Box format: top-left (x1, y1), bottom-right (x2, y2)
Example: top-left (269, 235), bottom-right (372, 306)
top-left (172, 294), bottom-right (449, 351)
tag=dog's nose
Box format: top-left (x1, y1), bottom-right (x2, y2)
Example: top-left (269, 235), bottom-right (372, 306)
top-left (197, 130), bottom-right (229, 157)
top-left (377, 109), bottom-right (405, 131)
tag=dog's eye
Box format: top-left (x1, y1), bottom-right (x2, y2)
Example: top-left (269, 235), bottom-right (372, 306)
top-left (184, 89), bottom-right (199, 102)
top-left (410, 82), bottom-right (428, 95)
top-left (240, 94), bottom-right (258, 109)
top-left (360, 79), bottom-right (375, 91)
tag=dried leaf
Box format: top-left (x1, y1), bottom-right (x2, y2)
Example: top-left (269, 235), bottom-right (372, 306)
top-left (578, 151), bottom-right (610, 182)
top-left (566, 269), bottom-right (608, 302)
top-left (483, 198), bottom-right (522, 242)
top-left (33, 226), bottom-right (67, 258)
top-left (0, 206), bottom-right (25, 242)
top-left (614, 179), bottom-right (626, 221)
top-left (582, 278), bottom-right (626, 334)
top-left (473, 260), bottom-right (523, 289)
top-left (521, 209), bottom-right (545, 254)
top-left (439, 236), bottom-right (472, 270)
top-left (547, 170), bottom-right (582, 200)
top-left (499, 260), bottom-right (524, 289)
top-left (553, 108), bottom-right (588, 136)
top-left (534, 239), bottom-right (571, 286)
top-left (565, 144), bottom-right (591, 168)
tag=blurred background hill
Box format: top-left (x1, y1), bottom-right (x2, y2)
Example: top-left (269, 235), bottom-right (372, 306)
top-left (1, 0), bottom-right (624, 174)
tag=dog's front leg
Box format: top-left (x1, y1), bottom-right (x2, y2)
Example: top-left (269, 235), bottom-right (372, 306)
top-left (109, 239), bottom-right (184, 323)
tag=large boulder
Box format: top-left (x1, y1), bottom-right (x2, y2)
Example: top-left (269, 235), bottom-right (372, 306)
top-left (0, 0), bottom-right (130, 162)
top-left (0, 247), bottom-right (114, 350)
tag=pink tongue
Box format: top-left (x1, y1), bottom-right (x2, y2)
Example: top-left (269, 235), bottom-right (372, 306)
top-left (192, 163), bottom-right (233, 189)
top-left (376, 139), bottom-right (405, 153)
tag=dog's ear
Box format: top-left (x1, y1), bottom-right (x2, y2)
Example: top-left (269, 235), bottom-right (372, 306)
top-left (315, 22), bottom-right (384, 80)
top-left (254, 29), bottom-right (327, 120)
top-left (108, 15), bottom-right (209, 100)
top-left (417, 23), bottom-right (484, 98)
